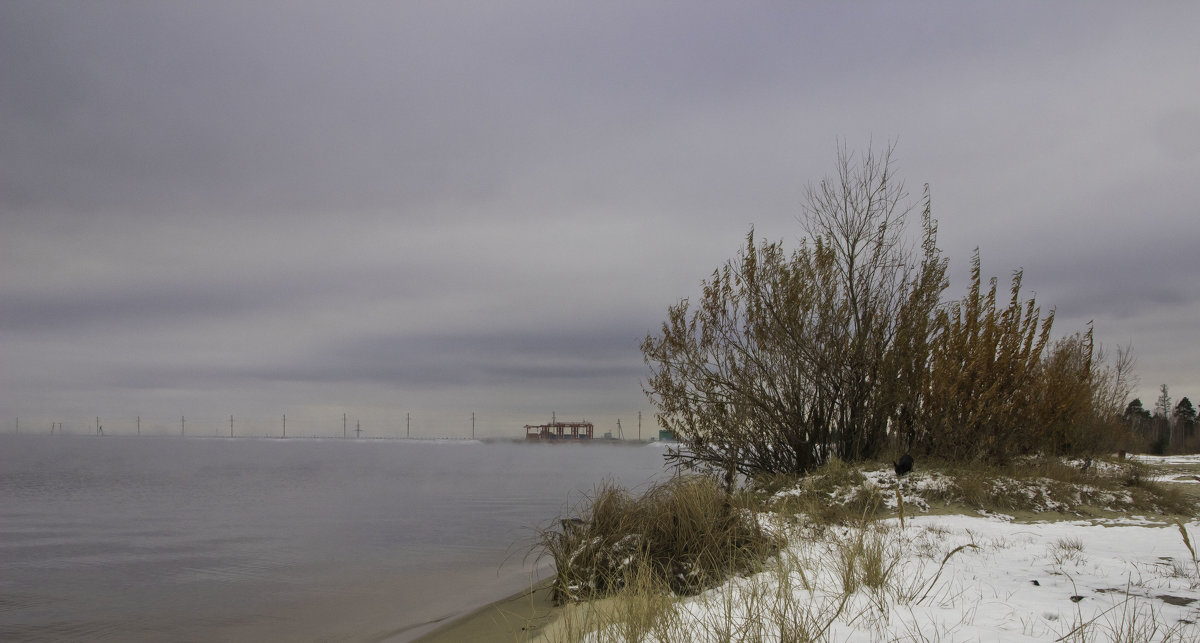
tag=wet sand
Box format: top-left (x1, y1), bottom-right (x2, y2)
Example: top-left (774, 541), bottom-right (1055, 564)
top-left (412, 578), bottom-right (560, 643)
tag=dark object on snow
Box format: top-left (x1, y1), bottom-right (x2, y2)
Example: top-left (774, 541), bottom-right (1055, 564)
top-left (1070, 595), bottom-right (1084, 603)
top-left (894, 453), bottom-right (914, 477)
top-left (1031, 580), bottom-right (1040, 586)
top-left (1079, 457), bottom-right (1092, 473)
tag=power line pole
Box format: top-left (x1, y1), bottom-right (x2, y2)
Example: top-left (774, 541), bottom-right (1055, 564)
top-left (181, 416), bottom-right (185, 436)
top-left (471, 412), bottom-right (475, 440)
top-left (230, 415), bottom-right (234, 438)
top-left (638, 411), bottom-right (642, 441)
top-left (283, 414), bottom-right (287, 438)
top-left (406, 412), bottom-right (410, 438)
top-left (356, 419), bottom-right (361, 439)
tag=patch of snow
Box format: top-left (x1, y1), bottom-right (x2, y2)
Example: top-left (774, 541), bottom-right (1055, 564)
top-left (1132, 454), bottom-right (1200, 466)
top-left (585, 514), bottom-right (1200, 642)
top-left (1153, 474), bottom-right (1200, 485)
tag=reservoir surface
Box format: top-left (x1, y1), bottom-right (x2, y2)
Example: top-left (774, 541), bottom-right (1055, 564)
top-left (0, 434), bottom-right (669, 641)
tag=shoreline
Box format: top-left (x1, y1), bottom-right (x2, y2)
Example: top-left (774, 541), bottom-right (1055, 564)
top-left (413, 456), bottom-right (1200, 642)
top-left (411, 577), bottom-right (559, 643)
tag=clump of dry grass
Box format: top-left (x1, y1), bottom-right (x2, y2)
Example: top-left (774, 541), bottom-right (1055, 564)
top-left (891, 456), bottom-right (1197, 518)
top-left (1049, 536), bottom-right (1087, 566)
top-left (533, 474), bottom-right (781, 606)
top-left (759, 457), bottom-right (886, 526)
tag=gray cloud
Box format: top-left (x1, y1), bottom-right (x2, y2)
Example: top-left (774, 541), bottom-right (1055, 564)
top-left (249, 327), bottom-right (645, 388)
top-left (4, 1), bottom-right (1199, 433)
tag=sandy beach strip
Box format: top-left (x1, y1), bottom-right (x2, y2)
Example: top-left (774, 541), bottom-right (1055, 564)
top-left (412, 578), bottom-right (560, 643)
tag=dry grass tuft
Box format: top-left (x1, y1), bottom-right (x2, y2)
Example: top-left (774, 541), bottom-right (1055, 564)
top-left (532, 474), bottom-right (781, 606)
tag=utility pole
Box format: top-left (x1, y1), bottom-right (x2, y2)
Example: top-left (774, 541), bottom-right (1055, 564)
top-left (471, 412), bottom-right (475, 440)
top-left (638, 411), bottom-right (642, 441)
top-left (230, 415), bottom-right (234, 438)
top-left (406, 412), bottom-right (410, 438)
top-left (283, 414), bottom-right (287, 438)
top-left (181, 416), bottom-right (185, 436)
top-left (356, 419), bottom-right (361, 439)
top-left (617, 418), bottom-right (623, 440)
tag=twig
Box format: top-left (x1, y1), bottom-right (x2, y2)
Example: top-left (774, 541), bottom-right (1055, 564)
top-left (1175, 520), bottom-right (1199, 579)
top-left (917, 543), bottom-right (980, 605)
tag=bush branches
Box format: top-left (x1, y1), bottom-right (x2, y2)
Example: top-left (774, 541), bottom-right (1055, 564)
top-left (643, 143), bottom-right (1135, 474)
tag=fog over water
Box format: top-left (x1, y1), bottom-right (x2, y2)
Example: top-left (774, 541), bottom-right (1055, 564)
top-left (0, 435), bottom-right (670, 642)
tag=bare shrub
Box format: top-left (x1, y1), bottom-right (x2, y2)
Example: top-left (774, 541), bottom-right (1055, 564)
top-left (642, 144), bottom-right (948, 476)
top-left (643, 144), bottom-right (1146, 475)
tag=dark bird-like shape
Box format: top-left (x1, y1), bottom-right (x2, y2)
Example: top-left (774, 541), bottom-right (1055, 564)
top-left (894, 453), bottom-right (914, 477)
top-left (1079, 457), bottom-right (1092, 474)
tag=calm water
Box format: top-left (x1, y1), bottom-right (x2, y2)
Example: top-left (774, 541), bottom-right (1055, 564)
top-left (0, 434), bottom-right (669, 641)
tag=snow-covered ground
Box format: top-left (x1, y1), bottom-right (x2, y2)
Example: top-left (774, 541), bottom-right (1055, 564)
top-left (576, 515), bottom-right (1200, 642)
top-left (572, 460), bottom-right (1200, 642)
top-left (1135, 454), bottom-right (1200, 485)
top-left (1132, 454), bottom-right (1200, 467)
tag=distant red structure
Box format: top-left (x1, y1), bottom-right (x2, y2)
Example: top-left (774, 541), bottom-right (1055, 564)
top-left (525, 421), bottom-right (594, 441)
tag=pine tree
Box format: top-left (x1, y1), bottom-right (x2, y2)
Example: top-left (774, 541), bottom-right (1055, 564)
top-left (1174, 397), bottom-right (1197, 439)
top-left (1123, 398), bottom-right (1150, 424)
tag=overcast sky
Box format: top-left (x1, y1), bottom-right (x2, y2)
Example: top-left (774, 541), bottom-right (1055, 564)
top-left (3, 2), bottom-right (1198, 438)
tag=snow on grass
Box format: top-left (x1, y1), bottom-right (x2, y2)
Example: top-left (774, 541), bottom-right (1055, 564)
top-left (1158, 475), bottom-right (1200, 485)
top-left (581, 515), bottom-right (1200, 642)
top-left (542, 457), bottom-right (1200, 642)
top-left (560, 457), bottom-right (1200, 642)
top-left (1132, 454), bottom-right (1200, 467)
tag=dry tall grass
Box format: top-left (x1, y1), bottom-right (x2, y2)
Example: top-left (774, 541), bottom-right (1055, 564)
top-left (532, 475), bottom-right (781, 606)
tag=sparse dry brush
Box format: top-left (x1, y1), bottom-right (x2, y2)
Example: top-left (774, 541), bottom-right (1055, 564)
top-left (533, 475), bottom-right (781, 606)
top-left (534, 459), bottom-right (1198, 642)
top-left (641, 144), bottom-right (947, 477)
top-left (643, 143), bottom-right (1141, 475)
top-left (917, 252), bottom-right (1054, 461)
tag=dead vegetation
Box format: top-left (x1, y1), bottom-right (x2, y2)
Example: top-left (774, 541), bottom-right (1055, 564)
top-left (527, 456), bottom-right (1199, 642)
top-left (762, 456), bottom-right (1196, 522)
top-left (532, 475), bottom-right (781, 606)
